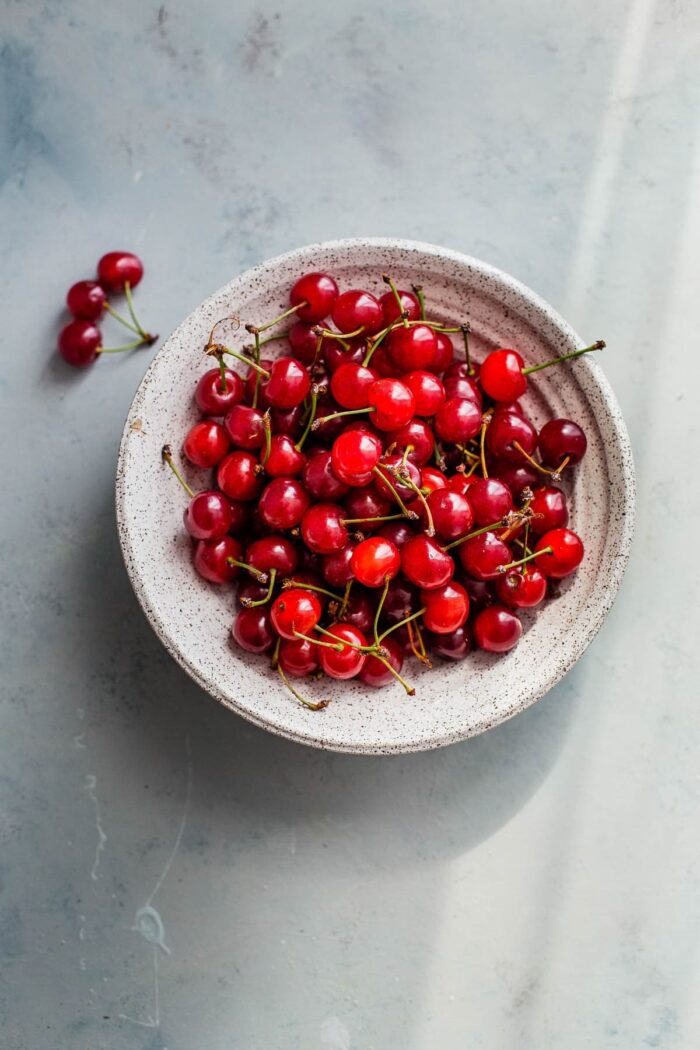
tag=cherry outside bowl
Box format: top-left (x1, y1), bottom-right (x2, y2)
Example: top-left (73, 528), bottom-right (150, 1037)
top-left (116, 238), bottom-right (635, 754)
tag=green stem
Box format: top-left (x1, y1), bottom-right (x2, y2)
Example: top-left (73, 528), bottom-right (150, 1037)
top-left (252, 302), bottom-right (306, 334)
top-left (283, 580), bottom-right (345, 603)
top-left (411, 284), bottom-right (426, 320)
top-left (251, 329), bottom-right (262, 409)
top-left (277, 662), bottom-right (329, 710)
top-left (375, 654), bottom-right (416, 696)
top-left (382, 273), bottom-right (409, 327)
top-left (373, 578), bottom-right (390, 647)
top-left (243, 569), bottom-right (277, 606)
top-left (461, 322), bottom-right (473, 375)
top-left (261, 411), bottom-right (272, 466)
top-left (104, 301), bottom-right (142, 336)
top-left (362, 324), bottom-right (392, 367)
top-left (522, 340), bottom-right (605, 375)
top-left (215, 351), bottom-right (229, 393)
top-left (498, 547), bottom-right (551, 574)
top-left (96, 335), bottom-right (151, 353)
top-left (372, 466), bottom-right (415, 519)
top-left (314, 624), bottom-right (378, 653)
top-left (227, 558), bottom-right (268, 583)
top-left (293, 630), bottom-right (344, 652)
top-left (312, 406), bottom-right (373, 431)
top-left (315, 325), bottom-right (364, 342)
top-left (218, 345), bottom-right (270, 377)
top-left (161, 445), bottom-right (195, 498)
top-left (341, 513), bottom-right (406, 526)
top-left (295, 388), bottom-right (318, 451)
top-left (442, 517), bottom-right (513, 552)
top-left (378, 607), bottom-right (426, 643)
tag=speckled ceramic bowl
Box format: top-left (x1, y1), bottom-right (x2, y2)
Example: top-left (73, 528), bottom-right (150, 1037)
top-left (116, 239), bottom-right (635, 754)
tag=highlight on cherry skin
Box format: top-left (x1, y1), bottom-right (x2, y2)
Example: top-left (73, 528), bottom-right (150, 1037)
top-left (159, 267), bottom-right (601, 710)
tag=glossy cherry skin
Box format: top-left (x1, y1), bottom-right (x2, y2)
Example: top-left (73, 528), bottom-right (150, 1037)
top-left (350, 537), bottom-right (401, 588)
top-left (330, 362), bottom-right (379, 409)
top-left (278, 637), bottom-right (319, 677)
top-left (376, 521), bottom-right (416, 548)
top-left (373, 456), bottom-right (421, 505)
top-left (183, 420), bottom-right (230, 468)
top-left (264, 435), bottom-right (306, 478)
top-left (303, 450), bottom-right (350, 501)
top-left (301, 503), bottom-right (348, 554)
top-left (367, 378), bottom-right (415, 430)
top-left (97, 251), bottom-right (144, 292)
top-left (227, 500), bottom-right (251, 536)
top-left (237, 578), bottom-right (270, 606)
top-left (195, 367), bottom-right (244, 416)
top-left (339, 590), bottom-right (374, 633)
top-left (321, 544), bottom-right (356, 587)
top-left (462, 576), bottom-right (495, 610)
top-left (529, 486), bottom-right (568, 534)
top-left (473, 605), bottom-right (522, 652)
top-left (486, 410), bottom-right (537, 464)
top-left (534, 528), bottom-right (584, 577)
top-left (331, 430), bottom-right (383, 481)
top-left (446, 474), bottom-right (478, 498)
top-left (358, 636), bottom-right (404, 688)
top-left (246, 534), bottom-right (299, 576)
top-left (490, 461), bottom-right (540, 499)
top-left (232, 607), bottom-right (275, 653)
top-left (322, 340), bottom-right (365, 374)
top-left (270, 588), bottom-right (322, 639)
top-left (289, 272), bottom-right (339, 323)
top-left (258, 478), bottom-right (310, 530)
top-left (380, 578), bottom-right (419, 625)
top-left (479, 349), bottom-right (527, 402)
top-left (538, 418), bottom-right (587, 467)
top-left (427, 624), bottom-right (471, 661)
top-left (66, 280), bottom-right (106, 319)
top-left (217, 450), bottom-right (263, 501)
top-left (193, 535), bottom-right (242, 584)
top-left (58, 320), bottom-right (101, 367)
top-left (434, 397), bottom-right (482, 444)
top-left (224, 404), bottom-right (265, 449)
top-left (467, 478), bottom-right (513, 526)
top-left (244, 358), bottom-right (273, 408)
top-left (343, 485), bottom-right (392, 525)
top-left (387, 419), bottom-right (435, 466)
top-left (420, 466), bottom-right (448, 494)
top-left (421, 580), bottom-right (469, 634)
top-left (287, 321), bottom-right (327, 364)
top-left (318, 624), bottom-right (368, 679)
top-left (379, 288), bottom-right (421, 325)
top-left (401, 535), bottom-right (454, 590)
top-left (184, 491), bottom-right (234, 540)
top-left (496, 568), bottom-right (547, 608)
top-left (270, 404), bottom-right (304, 439)
top-left (442, 363), bottom-right (481, 405)
top-left (430, 331), bottom-right (455, 374)
top-left (262, 357), bottom-right (311, 409)
top-left (459, 532), bottom-right (512, 580)
top-left (404, 370), bottom-right (446, 417)
top-left (387, 324), bottom-right (438, 371)
top-left (427, 489), bottom-right (474, 541)
top-left (369, 345), bottom-right (396, 378)
top-left (332, 290), bottom-right (384, 335)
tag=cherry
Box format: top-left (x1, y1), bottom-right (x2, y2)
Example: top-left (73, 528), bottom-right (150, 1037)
top-left (434, 397), bottom-right (481, 444)
top-left (323, 340), bottom-right (366, 374)
top-left (332, 290), bottom-right (384, 335)
top-left (404, 370), bottom-right (446, 417)
top-left (479, 349), bottom-right (527, 402)
top-left (473, 605), bottom-right (522, 652)
top-left (380, 578), bottom-right (419, 624)
top-left (183, 420), bottom-right (230, 468)
top-left (224, 404), bottom-right (265, 449)
top-left (237, 578), bottom-right (270, 606)
top-left (287, 321), bottom-right (328, 364)
top-left (462, 576), bottom-right (495, 610)
top-left (331, 430), bottom-right (383, 482)
top-left (246, 535), bottom-right (299, 576)
top-left (538, 418), bottom-right (587, 469)
top-left (343, 485), bottom-right (392, 525)
top-left (529, 486), bottom-right (568, 534)
top-left (367, 378), bottom-right (415, 430)
top-left (66, 280), bottom-right (106, 319)
top-left (196, 367), bottom-right (244, 416)
top-left (342, 591), bottom-right (375, 633)
top-left (270, 404), bottom-right (304, 439)
top-left (376, 520), bottom-right (416, 548)
top-left (401, 535), bottom-right (454, 590)
top-left (442, 363), bottom-right (481, 405)
top-left (379, 287), bottom-right (421, 325)
top-left (289, 272), bottom-right (339, 323)
top-left (270, 588), bottom-right (322, 639)
top-left (491, 461), bottom-right (540, 498)
top-left (244, 358), bottom-right (273, 408)
top-left (387, 324), bottom-right (438, 371)
top-left (427, 624), bottom-right (471, 661)
top-left (534, 528), bottom-right (584, 577)
top-left (446, 474), bottom-right (478, 498)
top-left (301, 503), bottom-right (348, 554)
top-left (330, 362), bottom-right (379, 409)
top-left (58, 320), bottom-right (102, 367)
top-left (420, 466), bottom-right (448, 494)
top-left (368, 345), bottom-right (396, 378)
top-left (459, 532), bottom-right (512, 580)
top-left (217, 450), bottom-right (263, 501)
top-left (427, 489), bottom-right (474, 541)
top-left (421, 580), bottom-right (469, 634)
top-left (467, 478), bottom-right (513, 526)
top-left (259, 478), bottom-right (310, 530)
top-left (310, 394), bottom-right (348, 442)
top-left (264, 434), bottom-right (306, 478)
top-left (322, 544), bottom-right (356, 587)
top-left (194, 536), bottom-right (242, 584)
top-left (278, 637), bottom-right (319, 677)
top-left (486, 410), bottom-right (537, 464)
top-left (97, 251), bottom-right (144, 292)
top-left (358, 637), bottom-right (405, 688)
top-left (318, 624), bottom-right (368, 679)
top-left (495, 568), bottom-right (547, 608)
top-left (373, 456), bottom-right (421, 505)
top-left (303, 450), bottom-right (350, 501)
top-left (227, 500), bottom-right (251, 536)
top-left (430, 332), bottom-right (455, 374)
top-left (387, 418), bottom-right (435, 466)
top-left (232, 607), bottom-right (275, 653)
top-left (351, 537), bottom-right (401, 588)
top-left (184, 490), bottom-right (234, 540)
top-left (262, 357), bottom-right (311, 409)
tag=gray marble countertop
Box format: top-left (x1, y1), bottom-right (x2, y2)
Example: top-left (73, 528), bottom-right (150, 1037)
top-left (1, 1), bottom-right (698, 1047)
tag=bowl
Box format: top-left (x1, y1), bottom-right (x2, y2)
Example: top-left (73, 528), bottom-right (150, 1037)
top-left (116, 238), bottom-right (635, 754)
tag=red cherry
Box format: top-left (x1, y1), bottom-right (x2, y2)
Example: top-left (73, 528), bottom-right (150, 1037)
top-left (217, 450), bottom-right (262, 501)
top-left (534, 528), bottom-right (584, 577)
top-left (66, 280), bottom-right (106, 319)
top-left (246, 535), bottom-right (299, 576)
top-left (262, 357), bottom-right (311, 409)
top-left (287, 321), bottom-right (328, 364)
top-left (467, 478), bottom-right (513, 526)
top-left (529, 486), bottom-right (568, 534)
top-left (270, 404), bottom-right (304, 439)
top-left (473, 605), bottom-right (522, 652)
top-left (184, 490), bottom-right (234, 540)
top-left (446, 474), bottom-right (478, 498)
top-left (376, 521), bottom-right (416, 548)
top-left (278, 637), bottom-right (319, 676)
top-left (358, 636), bottom-right (405, 688)
top-left (434, 397), bottom-right (482, 444)
top-left (270, 588), bottom-right (322, 639)
top-left (442, 363), bottom-right (481, 405)
top-left (430, 332), bottom-right (455, 374)
top-left (350, 537), bottom-right (401, 588)
top-left (224, 404), bottom-right (265, 449)
top-left (401, 535), bottom-right (454, 590)
top-left (232, 607), bottom-right (275, 653)
top-left (330, 362), bottom-right (379, 409)
top-left (342, 591), bottom-right (375, 633)
top-left (301, 503), bottom-right (348, 554)
top-left (428, 625), bottom-right (471, 660)
top-left (387, 418), bottom-right (435, 466)
top-left (427, 489), bottom-right (474, 541)
top-left (289, 272), bottom-right (339, 323)
top-left (97, 251), bottom-right (144, 292)
top-left (367, 378), bottom-right (415, 430)
top-left (459, 532), bottom-right (511, 580)
top-left (58, 319), bottom-right (102, 367)
top-left (195, 367), bottom-right (244, 416)
top-left (264, 435), bottom-right (306, 478)
top-left (379, 288), bottom-right (421, 325)
top-left (244, 358), bottom-right (273, 408)
top-left (331, 430), bottom-right (383, 481)
top-left (318, 624), bottom-right (368, 679)
top-left (194, 536), bottom-right (242, 584)
top-left (237, 578), bottom-right (270, 606)
top-left (495, 568), bottom-right (547, 608)
top-left (332, 290), bottom-right (384, 335)
top-left (379, 578), bottom-right (419, 625)
top-left (487, 410), bottom-right (537, 464)
top-left (321, 544), bottom-right (356, 587)
top-left (183, 420), bottom-right (230, 468)
top-left (368, 345), bottom-right (396, 377)
top-left (323, 340), bottom-right (366, 374)
top-left (303, 450), bottom-right (350, 501)
top-left (343, 485), bottom-right (392, 525)
top-left (538, 418), bottom-right (587, 468)
top-left (387, 324), bottom-right (438, 371)
top-left (373, 455), bottom-right (421, 505)
top-left (480, 349), bottom-right (527, 402)
top-left (259, 478), bottom-right (310, 530)
top-left (490, 461), bottom-right (540, 498)
top-left (403, 370), bottom-right (446, 416)
top-left (420, 466), bottom-right (448, 494)
top-left (421, 580), bottom-right (469, 634)
top-left (463, 576), bottom-right (495, 610)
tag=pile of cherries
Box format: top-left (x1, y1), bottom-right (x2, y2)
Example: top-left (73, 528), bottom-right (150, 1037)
top-left (58, 251), bottom-right (157, 368)
top-left (164, 270), bottom-right (602, 709)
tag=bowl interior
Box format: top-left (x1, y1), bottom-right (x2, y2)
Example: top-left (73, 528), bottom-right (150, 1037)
top-left (116, 239), bottom-right (634, 753)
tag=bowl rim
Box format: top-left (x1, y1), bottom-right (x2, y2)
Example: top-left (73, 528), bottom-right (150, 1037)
top-left (116, 237), bottom-right (636, 754)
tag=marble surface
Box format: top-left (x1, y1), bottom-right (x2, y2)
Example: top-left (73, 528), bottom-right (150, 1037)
top-left (0, 0), bottom-right (698, 1047)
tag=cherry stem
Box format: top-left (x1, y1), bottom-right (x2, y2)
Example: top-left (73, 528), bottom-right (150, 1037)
top-left (411, 284), bottom-right (426, 321)
top-left (251, 329), bottom-right (262, 409)
top-left (372, 466), bottom-right (416, 519)
top-left (277, 662), bottom-right (329, 711)
top-left (123, 281), bottom-right (157, 343)
top-left (407, 617), bottom-right (432, 667)
top-left (382, 273), bottom-right (409, 328)
top-left (96, 334), bottom-right (152, 353)
top-left (226, 558), bottom-right (268, 584)
top-left (216, 345), bottom-right (270, 378)
top-left (215, 351), bottom-right (229, 394)
top-left (362, 324), bottom-right (393, 367)
top-left (250, 302), bottom-right (306, 335)
top-left (161, 445), bottom-right (195, 499)
top-left (314, 325), bottom-right (363, 342)
top-left (282, 580), bottom-right (344, 603)
top-left (479, 417), bottom-right (489, 478)
top-left (498, 547), bottom-right (551, 574)
top-left (442, 516), bottom-right (513, 552)
top-left (551, 456), bottom-right (571, 481)
top-left (104, 302), bottom-right (142, 337)
top-left (312, 405), bottom-right (373, 430)
top-left (243, 569), bottom-right (277, 606)
top-left (341, 513), bottom-right (406, 526)
top-left (374, 578), bottom-right (390, 647)
top-left (512, 441), bottom-right (552, 477)
top-left (522, 340), bottom-right (605, 376)
top-left (522, 521), bottom-right (532, 568)
top-left (314, 624), bottom-right (379, 654)
top-left (340, 579), bottom-right (353, 619)
top-left (400, 474), bottom-right (434, 536)
top-left (376, 654), bottom-right (416, 696)
top-left (461, 322), bottom-right (474, 375)
top-left (378, 607), bottom-right (426, 643)
top-left (271, 636), bottom-right (280, 670)
top-left (295, 387), bottom-right (318, 451)
top-left (261, 411), bottom-right (272, 466)
top-left (293, 629), bottom-right (344, 652)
